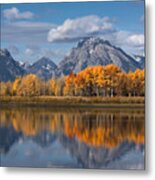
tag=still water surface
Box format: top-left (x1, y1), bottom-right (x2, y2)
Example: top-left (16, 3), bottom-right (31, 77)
top-left (0, 107), bottom-right (144, 169)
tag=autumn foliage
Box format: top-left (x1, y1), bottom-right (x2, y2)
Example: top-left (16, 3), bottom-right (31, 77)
top-left (0, 64), bottom-right (144, 97)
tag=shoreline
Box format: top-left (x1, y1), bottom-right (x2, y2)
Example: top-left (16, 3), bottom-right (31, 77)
top-left (0, 96), bottom-right (144, 108)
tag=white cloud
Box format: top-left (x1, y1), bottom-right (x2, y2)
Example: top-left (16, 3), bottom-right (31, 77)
top-left (47, 15), bottom-right (144, 55)
top-left (100, 30), bottom-right (144, 54)
top-left (25, 48), bottom-right (35, 56)
top-left (3, 7), bottom-right (34, 20)
top-left (1, 21), bottom-right (55, 44)
top-left (126, 34), bottom-right (144, 47)
top-left (47, 15), bottom-right (114, 42)
top-left (106, 31), bottom-right (144, 47)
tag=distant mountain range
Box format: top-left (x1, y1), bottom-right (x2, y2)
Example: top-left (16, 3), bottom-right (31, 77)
top-left (0, 49), bottom-right (25, 82)
top-left (26, 57), bottom-right (57, 80)
top-left (0, 37), bottom-right (145, 82)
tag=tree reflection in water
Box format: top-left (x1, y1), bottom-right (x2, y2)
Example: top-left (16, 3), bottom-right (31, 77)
top-left (0, 107), bottom-right (144, 169)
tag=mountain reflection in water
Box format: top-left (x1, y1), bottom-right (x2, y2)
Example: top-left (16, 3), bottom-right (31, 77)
top-left (0, 107), bottom-right (145, 169)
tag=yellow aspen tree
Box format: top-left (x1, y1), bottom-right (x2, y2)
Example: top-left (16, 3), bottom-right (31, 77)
top-left (64, 72), bottom-right (76, 96)
top-left (0, 82), bottom-right (7, 96)
top-left (12, 76), bottom-right (23, 96)
top-left (21, 74), bottom-right (41, 96)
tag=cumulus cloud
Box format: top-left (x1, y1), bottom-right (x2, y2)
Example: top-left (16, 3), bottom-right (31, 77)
top-left (99, 30), bottom-right (144, 54)
top-left (47, 15), bottom-right (114, 42)
top-left (47, 15), bottom-right (144, 55)
top-left (108, 31), bottom-right (144, 47)
top-left (126, 34), bottom-right (144, 47)
top-left (3, 7), bottom-right (34, 20)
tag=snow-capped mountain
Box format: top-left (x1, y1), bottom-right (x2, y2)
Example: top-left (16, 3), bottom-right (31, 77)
top-left (27, 57), bottom-right (57, 80)
top-left (56, 37), bottom-right (141, 76)
top-left (0, 49), bottom-right (25, 82)
top-left (19, 61), bottom-right (31, 70)
top-left (0, 37), bottom-right (145, 82)
top-left (134, 55), bottom-right (145, 69)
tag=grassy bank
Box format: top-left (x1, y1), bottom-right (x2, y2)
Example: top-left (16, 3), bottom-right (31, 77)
top-left (0, 96), bottom-right (144, 108)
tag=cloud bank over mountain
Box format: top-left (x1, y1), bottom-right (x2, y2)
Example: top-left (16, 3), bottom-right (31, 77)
top-left (1, 2), bottom-right (144, 63)
top-left (47, 15), bottom-right (115, 42)
top-left (47, 15), bottom-right (144, 56)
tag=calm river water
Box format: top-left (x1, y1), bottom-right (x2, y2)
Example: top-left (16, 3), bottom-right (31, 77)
top-left (0, 107), bottom-right (144, 169)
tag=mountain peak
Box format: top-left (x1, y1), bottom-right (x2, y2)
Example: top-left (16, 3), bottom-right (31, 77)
top-left (36, 57), bottom-right (55, 65)
top-left (57, 37), bottom-right (141, 76)
top-left (39, 56), bottom-right (51, 61)
top-left (0, 49), bottom-right (25, 82)
top-left (27, 57), bottom-right (57, 80)
top-left (33, 57), bottom-right (57, 68)
top-left (0, 48), bottom-right (11, 57)
top-left (77, 37), bottom-right (111, 48)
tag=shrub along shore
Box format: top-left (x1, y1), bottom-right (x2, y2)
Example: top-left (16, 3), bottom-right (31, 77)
top-left (0, 96), bottom-right (144, 108)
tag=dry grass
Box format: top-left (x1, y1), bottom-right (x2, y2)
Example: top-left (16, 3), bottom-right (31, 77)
top-left (0, 96), bottom-right (144, 108)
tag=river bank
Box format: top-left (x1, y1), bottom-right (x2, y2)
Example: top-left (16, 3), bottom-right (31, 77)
top-left (0, 96), bottom-right (144, 108)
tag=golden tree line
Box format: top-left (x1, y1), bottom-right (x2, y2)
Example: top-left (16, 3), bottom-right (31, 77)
top-left (0, 64), bottom-right (144, 97)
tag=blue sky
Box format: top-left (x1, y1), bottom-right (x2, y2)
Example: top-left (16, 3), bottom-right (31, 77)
top-left (1, 1), bottom-right (145, 64)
